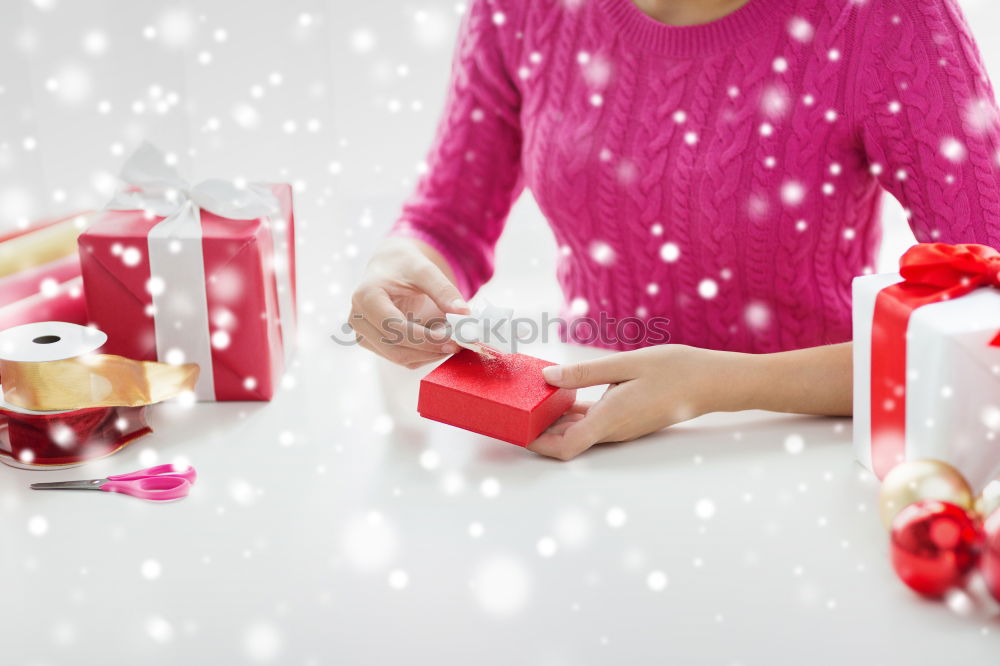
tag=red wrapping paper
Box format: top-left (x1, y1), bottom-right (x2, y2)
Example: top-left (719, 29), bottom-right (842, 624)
top-left (418, 350), bottom-right (576, 446)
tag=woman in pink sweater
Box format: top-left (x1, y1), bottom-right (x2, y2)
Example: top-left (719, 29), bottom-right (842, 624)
top-left (351, 0), bottom-right (1000, 459)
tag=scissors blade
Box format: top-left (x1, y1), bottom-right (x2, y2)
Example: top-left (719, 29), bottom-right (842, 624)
top-left (30, 479), bottom-right (107, 491)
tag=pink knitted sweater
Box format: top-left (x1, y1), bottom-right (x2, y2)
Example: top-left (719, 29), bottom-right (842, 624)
top-left (391, 0), bottom-right (1000, 353)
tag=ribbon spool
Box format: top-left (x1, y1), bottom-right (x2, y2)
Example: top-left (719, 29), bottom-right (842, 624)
top-left (0, 399), bottom-right (151, 470)
top-left (0, 321), bottom-right (198, 469)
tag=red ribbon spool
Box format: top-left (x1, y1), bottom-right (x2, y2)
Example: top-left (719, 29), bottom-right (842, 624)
top-left (0, 404), bottom-right (151, 469)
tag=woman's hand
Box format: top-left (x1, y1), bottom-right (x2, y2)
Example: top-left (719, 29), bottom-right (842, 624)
top-left (527, 345), bottom-right (734, 460)
top-left (528, 342), bottom-right (853, 461)
top-left (350, 238), bottom-right (470, 368)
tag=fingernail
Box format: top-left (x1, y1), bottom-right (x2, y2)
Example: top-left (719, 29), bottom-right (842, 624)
top-left (543, 365), bottom-right (562, 383)
top-left (450, 298), bottom-right (468, 311)
top-left (442, 343), bottom-right (460, 354)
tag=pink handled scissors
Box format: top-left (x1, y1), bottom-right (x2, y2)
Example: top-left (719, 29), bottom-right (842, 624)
top-left (30, 464), bottom-right (197, 502)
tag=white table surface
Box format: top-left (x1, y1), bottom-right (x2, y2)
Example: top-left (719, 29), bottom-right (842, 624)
top-left (3, 338), bottom-right (998, 666)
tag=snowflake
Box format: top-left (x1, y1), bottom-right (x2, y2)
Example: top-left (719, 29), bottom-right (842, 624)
top-left (82, 30), bottom-right (108, 55)
top-left (940, 137), bottom-right (966, 163)
top-left (647, 570), bottom-right (669, 591)
top-left (570, 297), bottom-right (589, 315)
top-left (480, 477), bottom-right (501, 497)
top-left (583, 55), bottom-right (612, 88)
top-left (350, 29), bottom-right (375, 53)
top-left (965, 97), bottom-right (999, 134)
top-left (27, 515), bottom-right (48, 536)
top-left (659, 242), bottom-right (680, 262)
top-left (243, 622), bottom-right (283, 662)
top-left (694, 498), bottom-right (716, 519)
top-left (605, 506), bottom-right (627, 528)
top-left (744, 301), bottom-right (771, 329)
top-left (472, 556), bottom-right (531, 615)
top-left (784, 433), bottom-right (805, 454)
top-left (787, 17), bottom-right (814, 42)
top-left (141, 559), bottom-right (162, 580)
top-left (536, 537), bottom-right (558, 557)
top-left (697, 278), bottom-right (718, 299)
top-left (146, 616), bottom-right (174, 643)
top-left (780, 180), bottom-right (805, 206)
top-left (342, 511), bottom-right (398, 572)
top-left (388, 569), bottom-right (410, 590)
top-left (554, 508), bottom-right (591, 548)
top-left (418, 449), bottom-right (441, 470)
top-left (761, 85), bottom-right (790, 118)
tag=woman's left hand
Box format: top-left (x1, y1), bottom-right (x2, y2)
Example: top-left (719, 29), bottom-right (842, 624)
top-left (528, 345), bottom-right (744, 461)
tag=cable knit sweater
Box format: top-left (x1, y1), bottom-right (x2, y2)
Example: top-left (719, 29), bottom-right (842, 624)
top-left (391, 0), bottom-right (1000, 353)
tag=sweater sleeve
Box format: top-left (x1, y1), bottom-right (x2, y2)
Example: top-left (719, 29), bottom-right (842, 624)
top-left (389, 0), bottom-right (524, 298)
top-left (855, 0), bottom-right (1000, 250)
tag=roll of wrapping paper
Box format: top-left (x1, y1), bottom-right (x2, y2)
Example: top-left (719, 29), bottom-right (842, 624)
top-left (0, 402), bottom-right (151, 469)
top-left (0, 321), bottom-right (200, 411)
top-left (0, 211), bottom-right (82, 243)
top-left (0, 254), bottom-right (81, 308)
top-left (0, 212), bottom-right (90, 279)
top-left (0, 277), bottom-right (88, 338)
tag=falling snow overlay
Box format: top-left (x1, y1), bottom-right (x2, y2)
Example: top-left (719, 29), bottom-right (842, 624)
top-left (3, 0), bottom-right (1000, 664)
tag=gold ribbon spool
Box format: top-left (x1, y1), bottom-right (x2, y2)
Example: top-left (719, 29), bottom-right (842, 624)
top-left (0, 322), bottom-right (199, 411)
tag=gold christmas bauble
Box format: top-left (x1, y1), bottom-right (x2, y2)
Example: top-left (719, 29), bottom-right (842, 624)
top-left (878, 459), bottom-right (974, 529)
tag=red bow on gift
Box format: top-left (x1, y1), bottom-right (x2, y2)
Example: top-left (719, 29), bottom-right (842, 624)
top-left (870, 242), bottom-right (1000, 479)
top-left (899, 242), bottom-right (1000, 293)
top-left (899, 243), bottom-right (1000, 348)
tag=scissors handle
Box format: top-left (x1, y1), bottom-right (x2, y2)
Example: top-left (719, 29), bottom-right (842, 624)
top-left (101, 476), bottom-right (191, 501)
top-left (107, 463), bottom-right (197, 485)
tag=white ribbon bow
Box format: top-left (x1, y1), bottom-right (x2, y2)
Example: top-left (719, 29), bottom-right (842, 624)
top-left (105, 143), bottom-right (291, 401)
top-left (106, 142), bottom-right (279, 222)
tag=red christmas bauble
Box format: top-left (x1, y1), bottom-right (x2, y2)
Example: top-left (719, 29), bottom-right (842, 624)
top-left (981, 508), bottom-right (1000, 602)
top-left (890, 500), bottom-right (982, 597)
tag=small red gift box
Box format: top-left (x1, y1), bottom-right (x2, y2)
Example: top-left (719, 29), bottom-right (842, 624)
top-left (418, 350), bottom-right (576, 446)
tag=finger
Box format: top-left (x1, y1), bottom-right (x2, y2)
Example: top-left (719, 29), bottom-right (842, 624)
top-left (527, 412), bottom-right (606, 461)
top-left (541, 355), bottom-right (636, 389)
top-left (565, 401), bottom-right (595, 415)
top-left (356, 288), bottom-right (460, 354)
top-left (353, 317), bottom-right (451, 366)
top-left (410, 263), bottom-right (469, 315)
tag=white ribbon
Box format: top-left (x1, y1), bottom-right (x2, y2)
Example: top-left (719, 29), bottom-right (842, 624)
top-left (445, 299), bottom-right (516, 354)
top-left (106, 142), bottom-right (293, 400)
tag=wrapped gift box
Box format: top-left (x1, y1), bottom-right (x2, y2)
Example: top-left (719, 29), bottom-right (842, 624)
top-left (418, 349), bottom-right (576, 446)
top-left (853, 243), bottom-right (1000, 491)
top-left (78, 144), bottom-right (297, 402)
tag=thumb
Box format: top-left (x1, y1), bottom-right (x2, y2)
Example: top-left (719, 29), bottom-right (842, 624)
top-left (411, 263), bottom-right (469, 314)
top-left (542, 354), bottom-right (633, 389)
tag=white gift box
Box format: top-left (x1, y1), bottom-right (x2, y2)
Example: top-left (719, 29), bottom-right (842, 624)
top-left (853, 270), bottom-right (1000, 491)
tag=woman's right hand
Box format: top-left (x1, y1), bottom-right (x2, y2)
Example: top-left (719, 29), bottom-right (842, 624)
top-left (349, 238), bottom-right (470, 368)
